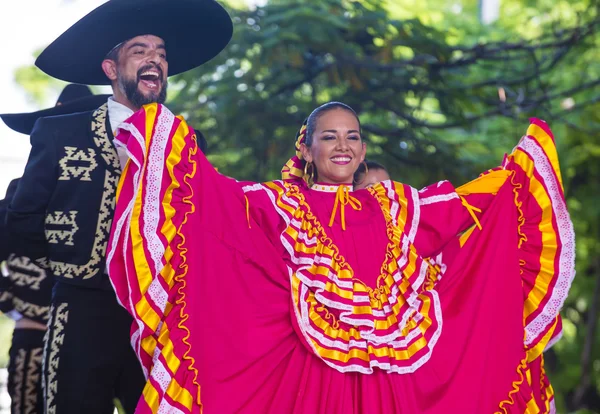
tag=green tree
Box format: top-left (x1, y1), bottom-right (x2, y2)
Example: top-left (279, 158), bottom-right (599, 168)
top-left (13, 48), bottom-right (68, 107)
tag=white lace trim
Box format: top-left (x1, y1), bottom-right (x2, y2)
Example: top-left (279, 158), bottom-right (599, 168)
top-left (419, 192), bottom-right (459, 206)
top-left (383, 180), bottom-right (399, 227)
top-left (158, 399), bottom-right (184, 414)
top-left (242, 183), bottom-right (263, 193)
top-left (549, 397), bottom-right (556, 414)
top-left (408, 186), bottom-right (420, 243)
top-left (151, 359), bottom-right (171, 393)
top-left (518, 137), bottom-right (576, 346)
top-left (143, 109), bottom-right (174, 280)
top-left (418, 180), bottom-right (448, 193)
top-left (148, 277), bottom-right (169, 313)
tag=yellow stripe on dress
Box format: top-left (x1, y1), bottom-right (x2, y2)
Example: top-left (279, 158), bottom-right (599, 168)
top-left (456, 170), bottom-right (510, 195)
top-left (526, 124), bottom-right (562, 188)
top-left (142, 381), bottom-right (162, 413)
top-left (130, 105), bottom-right (159, 296)
top-left (159, 120), bottom-right (189, 288)
top-left (511, 150), bottom-right (558, 322)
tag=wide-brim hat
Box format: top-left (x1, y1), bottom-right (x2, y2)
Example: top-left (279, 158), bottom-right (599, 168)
top-left (35, 0), bottom-right (233, 85)
top-left (0, 84), bottom-right (110, 135)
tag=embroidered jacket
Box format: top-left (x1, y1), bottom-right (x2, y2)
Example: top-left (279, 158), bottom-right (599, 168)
top-left (7, 104), bottom-right (207, 290)
top-left (0, 178), bottom-right (18, 263)
top-left (1, 179), bottom-right (51, 323)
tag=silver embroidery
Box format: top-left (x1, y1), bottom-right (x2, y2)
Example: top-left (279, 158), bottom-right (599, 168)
top-left (7, 255), bottom-right (47, 290)
top-left (12, 349), bottom-right (26, 413)
top-left (48, 104), bottom-right (121, 279)
top-left (91, 104), bottom-right (121, 170)
top-left (24, 347), bottom-right (43, 414)
top-left (58, 146), bottom-right (98, 181)
top-left (12, 296), bottom-right (50, 323)
top-left (45, 211), bottom-right (79, 246)
top-left (45, 303), bottom-right (69, 414)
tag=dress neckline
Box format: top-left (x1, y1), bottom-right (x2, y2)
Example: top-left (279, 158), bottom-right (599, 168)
top-left (311, 183), bottom-right (354, 193)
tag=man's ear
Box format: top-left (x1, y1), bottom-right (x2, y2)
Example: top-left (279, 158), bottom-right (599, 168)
top-left (101, 59), bottom-right (118, 81)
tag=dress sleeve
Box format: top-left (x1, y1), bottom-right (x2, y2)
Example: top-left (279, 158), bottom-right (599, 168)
top-left (421, 118), bottom-right (573, 355)
top-left (411, 176), bottom-right (506, 258)
top-left (501, 118), bottom-right (574, 356)
top-left (412, 118), bottom-right (573, 356)
top-left (106, 103), bottom-right (284, 411)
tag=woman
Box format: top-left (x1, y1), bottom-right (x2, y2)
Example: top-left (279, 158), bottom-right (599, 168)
top-left (108, 102), bottom-right (574, 413)
top-left (353, 160), bottom-right (391, 190)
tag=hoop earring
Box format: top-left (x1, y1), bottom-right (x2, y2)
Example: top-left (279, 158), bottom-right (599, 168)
top-left (304, 161), bottom-right (315, 185)
top-left (362, 161), bottom-right (368, 175)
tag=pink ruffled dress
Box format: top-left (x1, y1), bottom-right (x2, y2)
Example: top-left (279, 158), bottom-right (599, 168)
top-left (107, 104), bottom-right (574, 413)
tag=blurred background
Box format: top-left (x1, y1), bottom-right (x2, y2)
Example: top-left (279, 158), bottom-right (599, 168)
top-left (0, 0), bottom-right (599, 412)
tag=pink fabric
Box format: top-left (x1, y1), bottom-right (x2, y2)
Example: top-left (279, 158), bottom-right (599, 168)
top-left (107, 106), bottom-right (571, 413)
top-left (183, 179), bottom-right (524, 413)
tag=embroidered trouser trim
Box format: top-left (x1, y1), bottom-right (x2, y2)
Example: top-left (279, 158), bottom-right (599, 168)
top-left (41, 283), bottom-right (145, 414)
top-left (8, 329), bottom-right (46, 414)
top-left (42, 303), bottom-right (68, 414)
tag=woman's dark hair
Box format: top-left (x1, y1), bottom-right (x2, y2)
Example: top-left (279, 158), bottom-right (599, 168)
top-left (353, 160), bottom-right (388, 183)
top-left (304, 101), bottom-right (361, 147)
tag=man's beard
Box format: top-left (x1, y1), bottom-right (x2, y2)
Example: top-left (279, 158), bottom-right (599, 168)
top-left (117, 69), bottom-right (168, 109)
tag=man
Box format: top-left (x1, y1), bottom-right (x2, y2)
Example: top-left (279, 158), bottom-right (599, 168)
top-left (0, 84), bottom-right (109, 414)
top-left (6, 1), bottom-right (232, 412)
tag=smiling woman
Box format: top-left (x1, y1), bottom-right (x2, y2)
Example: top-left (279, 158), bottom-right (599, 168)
top-left (108, 101), bottom-right (574, 413)
top-left (299, 102), bottom-right (366, 185)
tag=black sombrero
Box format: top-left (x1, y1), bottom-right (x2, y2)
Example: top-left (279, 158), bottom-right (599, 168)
top-left (35, 0), bottom-right (233, 85)
top-left (0, 84), bottom-right (110, 135)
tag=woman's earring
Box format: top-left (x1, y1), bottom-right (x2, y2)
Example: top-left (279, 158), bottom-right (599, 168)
top-left (304, 162), bottom-right (315, 185)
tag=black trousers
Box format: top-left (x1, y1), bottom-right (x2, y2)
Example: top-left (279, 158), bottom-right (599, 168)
top-left (8, 328), bottom-right (45, 414)
top-left (42, 283), bottom-right (145, 414)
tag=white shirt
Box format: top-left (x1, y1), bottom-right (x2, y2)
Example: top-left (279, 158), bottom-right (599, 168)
top-left (105, 97), bottom-right (134, 276)
top-left (107, 97), bottom-right (134, 170)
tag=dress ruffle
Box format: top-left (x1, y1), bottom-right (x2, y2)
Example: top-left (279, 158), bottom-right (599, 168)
top-left (505, 119), bottom-right (574, 357)
top-left (455, 119), bottom-right (573, 412)
top-left (108, 104), bottom-right (203, 412)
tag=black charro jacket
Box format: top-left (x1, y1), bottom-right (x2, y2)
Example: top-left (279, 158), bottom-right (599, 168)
top-left (7, 103), bottom-right (206, 290)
